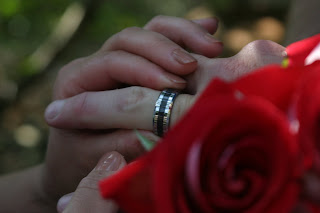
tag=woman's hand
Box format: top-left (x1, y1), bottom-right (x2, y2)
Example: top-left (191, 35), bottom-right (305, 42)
top-left (42, 15), bottom-right (222, 203)
top-left (53, 15), bottom-right (223, 100)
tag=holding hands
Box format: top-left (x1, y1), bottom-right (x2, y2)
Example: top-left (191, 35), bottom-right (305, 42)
top-left (11, 15), bottom-right (287, 212)
top-left (42, 15), bottom-right (223, 205)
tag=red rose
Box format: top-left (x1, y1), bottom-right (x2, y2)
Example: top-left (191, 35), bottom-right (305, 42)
top-left (286, 34), bottom-right (320, 67)
top-left (231, 60), bottom-right (320, 172)
top-left (232, 64), bottom-right (303, 112)
top-left (100, 79), bottom-right (301, 213)
top-left (295, 61), bottom-right (320, 171)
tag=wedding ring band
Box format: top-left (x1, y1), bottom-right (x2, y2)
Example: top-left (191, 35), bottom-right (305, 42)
top-left (153, 89), bottom-right (179, 137)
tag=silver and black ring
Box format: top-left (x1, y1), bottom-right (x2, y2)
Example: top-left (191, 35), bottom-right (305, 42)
top-left (153, 89), bottom-right (179, 137)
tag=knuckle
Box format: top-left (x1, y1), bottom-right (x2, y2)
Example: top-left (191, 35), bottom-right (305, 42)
top-left (117, 26), bottom-right (141, 39)
top-left (103, 27), bottom-right (141, 48)
top-left (53, 57), bottom-right (87, 99)
top-left (146, 15), bottom-right (166, 27)
top-left (151, 35), bottom-right (169, 47)
top-left (57, 57), bottom-right (86, 79)
top-left (103, 50), bottom-right (124, 61)
top-left (239, 40), bottom-right (271, 59)
top-left (129, 86), bottom-right (148, 103)
top-left (71, 92), bottom-right (93, 116)
top-left (121, 26), bottom-right (141, 34)
top-left (151, 15), bottom-right (165, 23)
top-left (117, 87), bottom-right (148, 113)
top-left (77, 171), bottom-right (107, 191)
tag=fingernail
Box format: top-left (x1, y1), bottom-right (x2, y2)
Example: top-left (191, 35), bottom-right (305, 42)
top-left (45, 100), bottom-right (65, 120)
top-left (96, 152), bottom-right (122, 172)
top-left (164, 74), bottom-right (187, 85)
top-left (172, 49), bottom-right (196, 65)
top-left (282, 51), bottom-right (288, 57)
top-left (204, 33), bottom-right (223, 44)
top-left (57, 192), bottom-right (74, 213)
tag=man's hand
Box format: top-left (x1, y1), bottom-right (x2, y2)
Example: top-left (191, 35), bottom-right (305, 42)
top-left (57, 151), bottom-right (126, 213)
top-left (42, 15), bottom-right (222, 202)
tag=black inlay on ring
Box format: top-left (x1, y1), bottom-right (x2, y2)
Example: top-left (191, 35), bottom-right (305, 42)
top-left (157, 94), bottom-right (168, 137)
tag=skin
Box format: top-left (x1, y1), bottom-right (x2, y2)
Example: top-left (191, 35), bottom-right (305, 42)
top-left (46, 40), bottom-right (285, 130)
top-left (55, 36), bottom-right (320, 212)
top-left (42, 16), bottom-right (223, 204)
top-left (0, 16), bottom-right (223, 213)
top-left (44, 16), bottom-right (287, 212)
top-left (58, 151), bottom-right (127, 213)
top-left (1, 13), bottom-right (319, 212)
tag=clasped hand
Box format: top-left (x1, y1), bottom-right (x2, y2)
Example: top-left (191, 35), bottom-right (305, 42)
top-left (42, 15), bottom-right (285, 212)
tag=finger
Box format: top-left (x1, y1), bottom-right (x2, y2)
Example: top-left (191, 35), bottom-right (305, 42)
top-left (144, 15), bottom-right (223, 58)
top-left (53, 128), bottom-right (158, 163)
top-left (54, 50), bottom-right (187, 99)
top-left (46, 129), bottom-right (156, 197)
top-left (60, 151), bottom-right (126, 213)
top-left (57, 192), bottom-right (74, 213)
top-left (45, 87), bottom-right (195, 131)
top-left (87, 129), bottom-right (159, 162)
top-left (102, 26), bottom-right (197, 75)
top-left (192, 17), bottom-right (219, 34)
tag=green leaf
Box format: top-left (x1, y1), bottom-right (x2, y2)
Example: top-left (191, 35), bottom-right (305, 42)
top-left (0, 0), bottom-right (21, 18)
top-left (135, 130), bottom-right (155, 151)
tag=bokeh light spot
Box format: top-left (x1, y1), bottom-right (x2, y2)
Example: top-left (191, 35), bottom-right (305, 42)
top-left (14, 124), bottom-right (41, 148)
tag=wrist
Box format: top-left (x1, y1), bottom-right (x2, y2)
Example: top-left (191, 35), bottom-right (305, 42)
top-left (0, 164), bottom-right (57, 213)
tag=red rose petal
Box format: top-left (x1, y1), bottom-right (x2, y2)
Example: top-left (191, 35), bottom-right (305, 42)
top-left (152, 81), bottom-right (300, 213)
top-left (100, 77), bottom-right (301, 213)
top-left (286, 33), bottom-right (320, 67)
top-left (295, 61), bottom-right (320, 171)
top-left (232, 64), bottom-right (303, 112)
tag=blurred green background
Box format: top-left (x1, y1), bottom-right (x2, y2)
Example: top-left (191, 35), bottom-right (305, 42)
top-left (0, 0), bottom-right (290, 174)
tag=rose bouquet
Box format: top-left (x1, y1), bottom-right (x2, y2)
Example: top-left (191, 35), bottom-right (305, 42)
top-left (100, 34), bottom-right (320, 213)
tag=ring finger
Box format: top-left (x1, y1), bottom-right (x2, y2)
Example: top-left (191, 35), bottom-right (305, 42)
top-left (45, 86), bottom-right (195, 131)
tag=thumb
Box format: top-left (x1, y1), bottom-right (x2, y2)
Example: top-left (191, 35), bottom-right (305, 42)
top-left (57, 151), bottom-right (127, 213)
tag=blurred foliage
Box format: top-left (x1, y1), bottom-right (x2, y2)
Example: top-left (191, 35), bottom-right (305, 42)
top-left (0, 0), bottom-right (291, 174)
top-left (207, 0), bottom-right (290, 26)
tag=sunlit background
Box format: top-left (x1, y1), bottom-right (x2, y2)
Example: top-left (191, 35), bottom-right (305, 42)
top-left (0, 0), bottom-right (290, 174)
